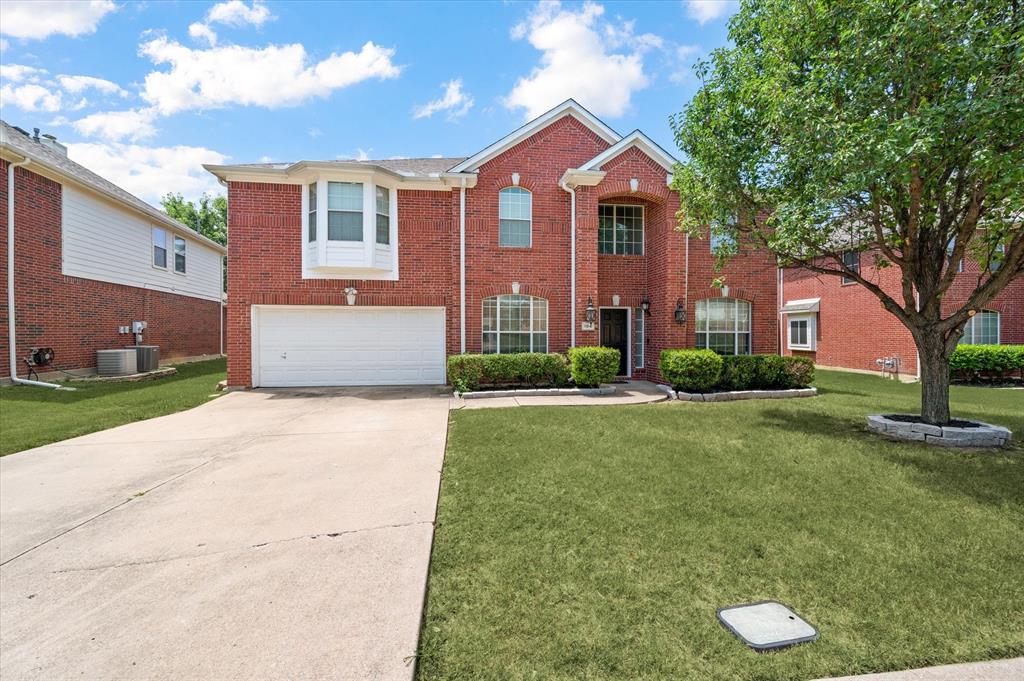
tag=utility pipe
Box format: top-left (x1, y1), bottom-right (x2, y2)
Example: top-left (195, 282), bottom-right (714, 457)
top-left (459, 179), bottom-right (467, 354)
top-left (560, 180), bottom-right (577, 347)
top-left (6, 156), bottom-right (62, 388)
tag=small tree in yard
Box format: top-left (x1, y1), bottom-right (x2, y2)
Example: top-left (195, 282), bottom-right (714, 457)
top-left (671, 0), bottom-right (1023, 425)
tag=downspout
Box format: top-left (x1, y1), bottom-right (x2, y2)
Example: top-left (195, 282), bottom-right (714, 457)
top-left (6, 156), bottom-right (62, 388)
top-left (459, 178), bottom-right (466, 354)
top-left (560, 180), bottom-right (576, 347)
top-left (777, 266), bottom-right (784, 354)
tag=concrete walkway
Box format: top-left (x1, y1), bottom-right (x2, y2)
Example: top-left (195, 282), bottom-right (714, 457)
top-left (452, 380), bottom-right (668, 409)
top-left (815, 657), bottom-right (1024, 680)
top-left (0, 386), bottom-right (451, 681)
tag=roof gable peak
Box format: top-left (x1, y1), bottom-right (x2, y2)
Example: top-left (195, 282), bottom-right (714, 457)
top-left (580, 130), bottom-right (679, 173)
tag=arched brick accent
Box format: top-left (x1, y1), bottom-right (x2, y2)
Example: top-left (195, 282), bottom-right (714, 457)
top-left (477, 284), bottom-right (558, 301)
top-left (596, 183), bottom-right (668, 204)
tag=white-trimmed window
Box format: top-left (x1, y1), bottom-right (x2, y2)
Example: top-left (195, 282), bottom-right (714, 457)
top-left (634, 308), bottom-right (645, 368)
top-left (841, 250), bottom-right (860, 284)
top-left (375, 185), bottom-right (390, 245)
top-left (696, 298), bottom-right (751, 355)
top-left (499, 187), bottom-right (532, 247)
top-left (598, 204), bottom-right (643, 255)
top-left (152, 227), bottom-right (167, 268)
top-left (307, 183), bottom-right (317, 242)
top-left (482, 294), bottom-right (547, 353)
top-left (328, 181), bottom-right (363, 241)
top-left (173, 236), bottom-right (186, 274)
top-left (787, 314), bottom-right (816, 351)
top-left (990, 243), bottom-right (1005, 272)
top-left (961, 310), bottom-right (1000, 345)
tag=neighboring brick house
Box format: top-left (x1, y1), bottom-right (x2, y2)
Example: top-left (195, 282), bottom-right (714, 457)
top-left (1, 121), bottom-right (226, 382)
top-left (781, 251), bottom-right (1024, 378)
top-left (206, 100), bottom-right (779, 388)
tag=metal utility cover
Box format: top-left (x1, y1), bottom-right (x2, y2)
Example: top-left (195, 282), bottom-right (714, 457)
top-left (717, 600), bottom-right (819, 651)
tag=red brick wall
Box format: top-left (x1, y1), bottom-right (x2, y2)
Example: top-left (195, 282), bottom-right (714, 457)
top-left (782, 258), bottom-right (1024, 376)
top-left (0, 160), bottom-right (222, 378)
top-left (224, 116), bottom-right (781, 387)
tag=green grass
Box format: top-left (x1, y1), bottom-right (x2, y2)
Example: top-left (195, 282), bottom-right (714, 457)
top-left (418, 371), bottom-right (1024, 680)
top-left (0, 358), bottom-right (226, 456)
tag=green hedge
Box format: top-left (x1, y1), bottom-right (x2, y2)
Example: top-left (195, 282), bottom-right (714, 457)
top-left (950, 345), bottom-right (1024, 380)
top-left (447, 353), bottom-right (570, 393)
top-left (660, 351), bottom-right (815, 392)
top-left (660, 349), bottom-right (723, 392)
top-left (568, 346), bottom-right (620, 387)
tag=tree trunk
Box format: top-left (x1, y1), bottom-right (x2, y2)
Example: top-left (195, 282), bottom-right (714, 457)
top-left (917, 333), bottom-right (952, 425)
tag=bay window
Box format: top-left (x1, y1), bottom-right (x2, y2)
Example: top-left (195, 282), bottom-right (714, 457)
top-left (376, 186), bottom-right (390, 245)
top-left (787, 314), bottom-right (816, 351)
top-left (327, 182), bottom-right (362, 241)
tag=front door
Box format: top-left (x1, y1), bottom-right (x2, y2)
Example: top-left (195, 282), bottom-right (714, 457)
top-left (600, 309), bottom-right (629, 376)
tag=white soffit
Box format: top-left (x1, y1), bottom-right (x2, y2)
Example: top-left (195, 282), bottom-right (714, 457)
top-left (781, 298), bottom-right (821, 313)
top-left (580, 130), bottom-right (679, 173)
top-left (448, 99), bottom-right (621, 174)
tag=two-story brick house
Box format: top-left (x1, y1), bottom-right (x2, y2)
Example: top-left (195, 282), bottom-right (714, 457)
top-left (207, 100), bottom-right (778, 388)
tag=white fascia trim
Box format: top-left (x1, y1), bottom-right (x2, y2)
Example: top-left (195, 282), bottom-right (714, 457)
top-left (448, 99), bottom-right (621, 174)
top-left (204, 163), bottom-right (469, 192)
top-left (0, 144), bottom-right (226, 255)
top-left (580, 130), bottom-right (680, 174)
top-left (559, 169), bottom-right (606, 187)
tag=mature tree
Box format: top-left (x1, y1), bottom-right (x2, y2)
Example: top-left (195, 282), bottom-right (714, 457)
top-left (671, 0), bottom-right (1023, 424)
top-left (161, 192), bottom-right (227, 246)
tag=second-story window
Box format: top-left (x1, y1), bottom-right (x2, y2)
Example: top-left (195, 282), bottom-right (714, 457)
top-left (598, 204), bottom-right (643, 255)
top-left (499, 187), bottom-right (531, 247)
top-left (375, 186), bottom-right (390, 245)
top-left (152, 227), bottom-right (167, 268)
top-left (307, 183), bottom-right (317, 242)
top-left (173, 236), bottom-right (187, 274)
top-left (328, 181), bottom-right (363, 241)
top-left (841, 249), bottom-right (860, 284)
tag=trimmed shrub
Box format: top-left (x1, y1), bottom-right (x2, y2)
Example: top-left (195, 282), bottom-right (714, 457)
top-left (781, 356), bottom-right (815, 388)
top-left (756, 354), bottom-right (788, 389)
top-left (950, 344), bottom-right (1024, 381)
top-left (447, 353), bottom-right (570, 393)
top-left (568, 346), bottom-right (620, 387)
top-left (660, 349), bottom-right (723, 392)
top-left (718, 355), bottom-right (761, 391)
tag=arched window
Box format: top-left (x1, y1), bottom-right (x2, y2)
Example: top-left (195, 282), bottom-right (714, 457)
top-left (961, 310), bottom-right (1000, 345)
top-left (499, 187), bottom-right (532, 247)
top-left (482, 294), bottom-right (547, 353)
top-left (696, 298), bottom-right (751, 355)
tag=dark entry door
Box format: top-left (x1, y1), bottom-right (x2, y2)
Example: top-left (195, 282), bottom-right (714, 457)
top-left (600, 309), bottom-right (629, 376)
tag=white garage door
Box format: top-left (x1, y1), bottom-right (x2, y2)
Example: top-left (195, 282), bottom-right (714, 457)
top-left (254, 306), bottom-right (446, 387)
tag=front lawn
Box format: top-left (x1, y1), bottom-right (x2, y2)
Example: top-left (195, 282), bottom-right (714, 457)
top-left (0, 358), bottom-right (226, 456)
top-left (419, 370), bottom-right (1024, 680)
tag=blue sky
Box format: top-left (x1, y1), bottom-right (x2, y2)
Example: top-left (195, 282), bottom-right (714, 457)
top-left (0, 0), bottom-right (737, 205)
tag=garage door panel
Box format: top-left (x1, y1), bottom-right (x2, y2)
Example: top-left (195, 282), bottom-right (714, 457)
top-left (255, 306), bottom-right (446, 387)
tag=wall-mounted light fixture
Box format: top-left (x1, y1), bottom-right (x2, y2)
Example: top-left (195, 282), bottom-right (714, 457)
top-left (511, 172), bottom-right (520, 187)
top-left (641, 297), bottom-right (650, 314)
top-left (585, 296), bottom-right (597, 323)
top-left (674, 300), bottom-right (687, 324)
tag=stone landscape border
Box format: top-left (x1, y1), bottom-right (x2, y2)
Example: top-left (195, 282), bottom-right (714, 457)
top-left (867, 414), bottom-right (1013, 448)
top-left (659, 386), bottom-right (818, 402)
top-left (456, 386), bottom-right (616, 399)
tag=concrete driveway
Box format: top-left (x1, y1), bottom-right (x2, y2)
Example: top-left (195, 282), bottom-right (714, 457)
top-left (0, 387), bottom-right (451, 681)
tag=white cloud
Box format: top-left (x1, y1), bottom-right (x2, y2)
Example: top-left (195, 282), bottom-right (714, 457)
top-left (412, 78), bottom-right (474, 120)
top-left (669, 44), bottom-right (702, 83)
top-left (71, 108), bottom-right (159, 142)
top-left (68, 141), bottom-right (228, 205)
top-left (308, 126), bottom-right (323, 138)
top-left (57, 74), bottom-right (127, 96)
top-left (139, 38), bottom-right (400, 115)
top-left (207, 0), bottom-right (272, 27)
top-left (505, 1), bottom-right (654, 119)
top-left (188, 22), bottom-right (218, 47)
top-left (0, 0), bottom-right (116, 40)
top-left (684, 0), bottom-right (738, 25)
top-left (0, 63), bottom-right (46, 83)
top-left (0, 82), bottom-right (63, 112)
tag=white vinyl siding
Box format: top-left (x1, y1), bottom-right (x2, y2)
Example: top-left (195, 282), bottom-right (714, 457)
top-left (61, 185), bottom-right (222, 301)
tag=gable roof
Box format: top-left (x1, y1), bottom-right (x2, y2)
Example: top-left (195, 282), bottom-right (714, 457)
top-left (579, 130), bottom-right (679, 172)
top-left (447, 99), bottom-right (621, 174)
top-left (0, 120), bottom-right (226, 254)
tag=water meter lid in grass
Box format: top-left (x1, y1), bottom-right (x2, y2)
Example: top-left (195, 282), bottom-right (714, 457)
top-left (717, 600), bottom-right (819, 651)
